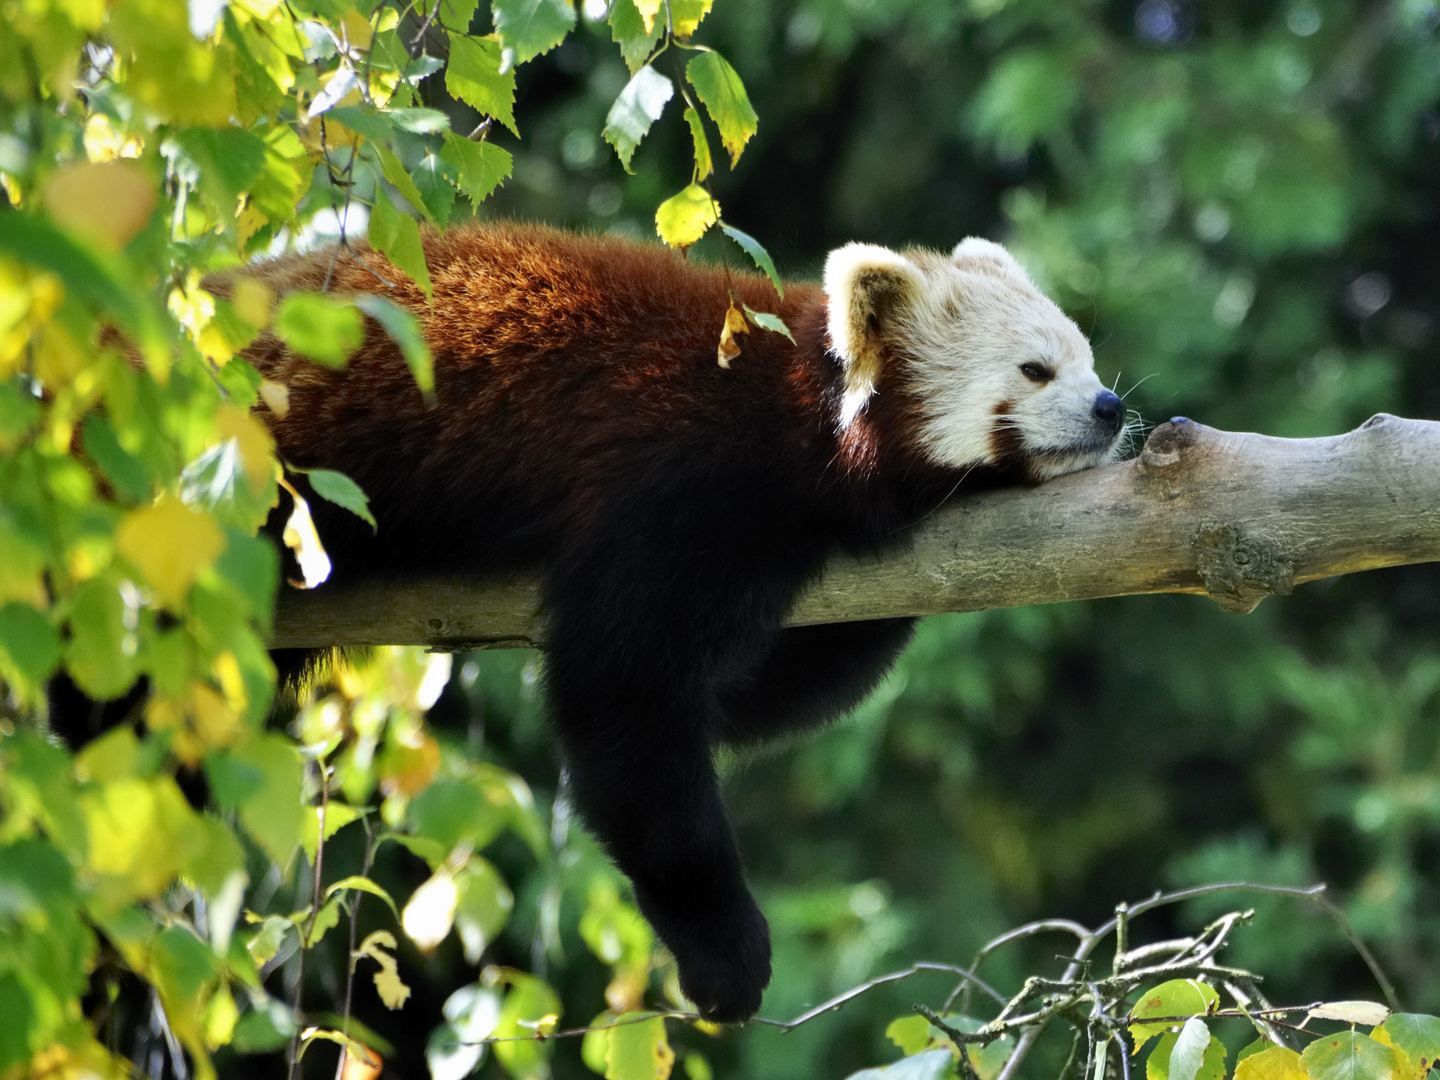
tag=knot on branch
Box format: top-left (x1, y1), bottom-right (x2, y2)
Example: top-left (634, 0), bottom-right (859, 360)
top-left (1138, 417), bottom-right (1200, 470)
top-left (1193, 522), bottom-right (1294, 614)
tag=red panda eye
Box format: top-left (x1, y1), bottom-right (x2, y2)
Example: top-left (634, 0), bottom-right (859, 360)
top-left (1019, 361), bottom-right (1053, 384)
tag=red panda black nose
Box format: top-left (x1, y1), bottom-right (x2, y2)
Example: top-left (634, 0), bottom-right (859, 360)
top-left (1093, 390), bottom-right (1124, 435)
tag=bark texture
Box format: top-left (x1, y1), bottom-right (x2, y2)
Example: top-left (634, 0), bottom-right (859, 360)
top-left (271, 414), bottom-right (1440, 650)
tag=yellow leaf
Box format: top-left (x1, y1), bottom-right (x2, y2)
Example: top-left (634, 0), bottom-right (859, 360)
top-left (259, 380), bottom-right (290, 418)
top-left (1233, 1046), bottom-right (1306, 1080)
top-left (634, 0), bottom-right (663, 33)
top-left (606, 1014), bottom-right (674, 1080)
top-left (216, 404), bottom-right (275, 493)
top-left (204, 983), bottom-right (239, 1048)
top-left (43, 160), bottom-right (156, 251)
top-left (654, 183), bottom-right (718, 250)
top-left (374, 964), bottom-right (412, 1010)
top-left (116, 496), bottom-right (225, 607)
top-left (716, 300), bottom-right (747, 368)
top-left (83, 113), bottom-right (145, 163)
top-left (277, 476), bottom-right (332, 588)
top-left (231, 277), bottom-right (275, 330)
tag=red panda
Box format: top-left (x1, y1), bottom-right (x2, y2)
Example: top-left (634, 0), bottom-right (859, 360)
top-left (215, 222), bottom-right (1124, 1023)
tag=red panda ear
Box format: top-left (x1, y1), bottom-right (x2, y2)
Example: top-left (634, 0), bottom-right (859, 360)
top-left (823, 244), bottom-right (923, 427)
top-left (951, 237), bottom-right (1031, 282)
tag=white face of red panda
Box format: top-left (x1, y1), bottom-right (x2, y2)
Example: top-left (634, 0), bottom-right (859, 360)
top-left (823, 237), bottom-right (1125, 481)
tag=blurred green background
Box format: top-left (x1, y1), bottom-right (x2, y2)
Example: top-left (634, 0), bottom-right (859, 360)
top-left (342, 1), bottom-right (1440, 1076)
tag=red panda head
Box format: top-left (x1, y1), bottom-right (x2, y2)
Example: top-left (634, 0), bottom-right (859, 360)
top-left (823, 237), bottom-right (1125, 482)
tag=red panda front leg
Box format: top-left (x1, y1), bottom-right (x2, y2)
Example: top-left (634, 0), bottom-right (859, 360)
top-left (541, 531), bottom-right (802, 1022)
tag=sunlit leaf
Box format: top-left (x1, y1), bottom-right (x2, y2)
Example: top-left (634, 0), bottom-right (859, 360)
top-left (490, 969), bottom-right (563, 1078)
top-left (606, 1014), bottom-right (674, 1080)
top-left (886, 1015), bottom-right (932, 1056)
top-left (1234, 1046), bottom-right (1309, 1080)
top-left (403, 868), bottom-right (459, 952)
top-left (655, 183), bottom-right (718, 249)
top-left (684, 52), bottom-right (758, 168)
top-left (492, 0), bottom-right (577, 73)
top-left (445, 34), bottom-right (518, 135)
top-left (1374, 1016), bottom-right (1440, 1078)
top-left (632, 0), bottom-right (662, 33)
top-left (1309, 1003), bottom-right (1392, 1027)
top-left (603, 65), bottom-right (674, 173)
top-left (1129, 980), bottom-right (1220, 1055)
top-left (608, 0), bottom-right (660, 73)
top-left (325, 875), bottom-right (400, 919)
top-left (440, 133), bottom-right (513, 205)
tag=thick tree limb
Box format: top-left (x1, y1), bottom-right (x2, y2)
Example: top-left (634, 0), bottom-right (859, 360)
top-left (271, 414), bottom-right (1440, 650)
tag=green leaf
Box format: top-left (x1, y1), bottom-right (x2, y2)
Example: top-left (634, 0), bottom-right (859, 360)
top-left (0, 381), bottom-right (41, 451)
top-left (0, 973), bottom-right (36, 1071)
top-left (409, 778), bottom-right (505, 853)
top-left (491, 0), bottom-right (576, 73)
top-left (684, 106), bottom-right (713, 181)
top-left (274, 291), bottom-right (365, 368)
top-left (66, 578), bottom-right (139, 700)
top-left (373, 141), bottom-right (437, 225)
top-left (1159, 1020), bottom-right (1218, 1080)
top-left (300, 468), bottom-right (376, 529)
top-left (606, 1014), bottom-right (671, 1080)
top-left (412, 152), bottom-right (457, 229)
top-left (214, 526), bottom-right (279, 631)
top-left (720, 223), bottom-right (781, 295)
top-left (603, 65), bottom-right (674, 173)
top-left (741, 304), bottom-right (794, 343)
top-left (82, 413), bottom-right (150, 502)
top-left (445, 34), bottom-right (518, 135)
top-left (1375, 1015), bottom-right (1440, 1073)
top-left (492, 972), bottom-right (562, 1078)
top-left (440, 133), bottom-right (513, 204)
top-left (227, 735), bottom-right (305, 867)
top-left (1300, 1032), bottom-right (1407, 1080)
top-left (324, 105), bottom-right (395, 143)
top-left (453, 857), bottom-right (513, 963)
top-left (886, 1015), bottom-right (932, 1056)
top-left (1129, 980), bottom-right (1220, 1055)
top-left (299, 801), bottom-right (363, 862)
top-left (685, 51), bottom-right (758, 167)
top-left (388, 107), bottom-right (451, 134)
top-left (325, 874), bottom-right (401, 920)
top-left (0, 602), bottom-right (60, 688)
top-left (655, 182), bottom-right (718, 249)
top-left (608, 0), bottom-right (660, 74)
top-left (351, 293), bottom-right (435, 397)
top-left (369, 187), bottom-right (434, 303)
top-left (169, 126), bottom-right (268, 211)
top-left (302, 897), bottom-right (343, 946)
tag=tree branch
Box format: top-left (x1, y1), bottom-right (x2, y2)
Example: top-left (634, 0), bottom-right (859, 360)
top-left (271, 414), bottom-right (1440, 649)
